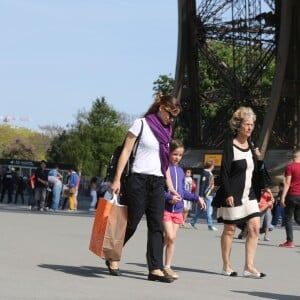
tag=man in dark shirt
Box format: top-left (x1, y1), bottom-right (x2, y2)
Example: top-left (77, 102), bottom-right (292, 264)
top-left (32, 160), bottom-right (48, 211)
top-left (0, 167), bottom-right (15, 203)
top-left (190, 160), bottom-right (217, 230)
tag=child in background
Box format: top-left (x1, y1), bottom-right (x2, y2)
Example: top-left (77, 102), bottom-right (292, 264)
top-left (89, 177), bottom-right (98, 211)
top-left (272, 182), bottom-right (286, 226)
top-left (163, 139), bottom-right (206, 280)
top-left (182, 169), bottom-right (196, 227)
top-left (237, 188), bottom-right (274, 240)
top-left (259, 189), bottom-right (275, 241)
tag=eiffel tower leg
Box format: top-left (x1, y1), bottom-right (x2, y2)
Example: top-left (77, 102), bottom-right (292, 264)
top-left (258, 0), bottom-right (293, 158)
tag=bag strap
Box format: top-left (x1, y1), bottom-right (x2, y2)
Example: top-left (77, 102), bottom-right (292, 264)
top-left (121, 119), bottom-right (144, 176)
top-left (131, 119), bottom-right (144, 161)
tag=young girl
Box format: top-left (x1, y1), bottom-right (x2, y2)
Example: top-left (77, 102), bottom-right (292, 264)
top-left (237, 188), bottom-right (274, 240)
top-left (163, 139), bottom-right (206, 280)
top-left (182, 169), bottom-right (196, 227)
top-left (259, 189), bottom-right (275, 241)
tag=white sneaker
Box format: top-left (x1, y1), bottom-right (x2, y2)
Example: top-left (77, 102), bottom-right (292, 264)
top-left (208, 226), bottom-right (218, 231)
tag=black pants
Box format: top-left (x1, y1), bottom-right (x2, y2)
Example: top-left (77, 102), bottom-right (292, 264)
top-left (15, 190), bottom-right (25, 204)
top-left (284, 195), bottom-right (300, 242)
top-left (122, 173), bottom-right (165, 272)
top-left (1, 185), bottom-right (13, 203)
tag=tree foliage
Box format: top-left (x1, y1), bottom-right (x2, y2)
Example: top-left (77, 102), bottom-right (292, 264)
top-left (0, 124), bottom-right (51, 160)
top-left (153, 74), bottom-right (175, 96)
top-left (46, 97), bottom-right (127, 176)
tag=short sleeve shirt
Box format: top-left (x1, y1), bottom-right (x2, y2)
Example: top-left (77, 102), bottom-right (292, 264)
top-left (129, 118), bottom-right (163, 177)
top-left (285, 162), bottom-right (300, 195)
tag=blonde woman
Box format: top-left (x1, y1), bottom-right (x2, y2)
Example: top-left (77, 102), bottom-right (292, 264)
top-left (212, 107), bottom-right (267, 279)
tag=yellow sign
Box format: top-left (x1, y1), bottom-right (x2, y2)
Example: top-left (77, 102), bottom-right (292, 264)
top-left (204, 153), bottom-right (222, 167)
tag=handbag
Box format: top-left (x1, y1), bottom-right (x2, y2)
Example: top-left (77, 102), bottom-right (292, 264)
top-left (89, 196), bottom-right (128, 261)
top-left (69, 186), bottom-right (76, 194)
top-left (257, 160), bottom-right (272, 188)
top-left (62, 185), bottom-right (70, 197)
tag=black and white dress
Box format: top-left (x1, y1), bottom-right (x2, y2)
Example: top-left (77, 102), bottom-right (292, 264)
top-left (213, 138), bottom-right (260, 224)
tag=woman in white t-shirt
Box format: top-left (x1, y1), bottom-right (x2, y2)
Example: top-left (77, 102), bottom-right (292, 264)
top-left (108, 94), bottom-right (181, 283)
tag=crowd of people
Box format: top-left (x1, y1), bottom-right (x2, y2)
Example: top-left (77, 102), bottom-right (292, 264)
top-left (0, 161), bottom-right (81, 212)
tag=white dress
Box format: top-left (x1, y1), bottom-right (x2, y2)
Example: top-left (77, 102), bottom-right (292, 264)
top-left (217, 145), bottom-right (260, 223)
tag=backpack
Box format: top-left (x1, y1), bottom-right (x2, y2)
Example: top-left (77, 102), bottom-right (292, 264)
top-left (106, 120), bottom-right (144, 182)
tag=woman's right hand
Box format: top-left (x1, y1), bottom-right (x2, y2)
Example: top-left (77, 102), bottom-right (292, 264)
top-left (111, 179), bottom-right (121, 196)
top-left (226, 196), bottom-right (234, 207)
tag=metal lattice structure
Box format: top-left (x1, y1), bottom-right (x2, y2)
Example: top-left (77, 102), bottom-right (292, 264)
top-left (174, 0), bottom-right (277, 148)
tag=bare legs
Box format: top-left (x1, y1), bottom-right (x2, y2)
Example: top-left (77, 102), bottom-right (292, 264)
top-left (182, 208), bottom-right (189, 225)
top-left (163, 221), bottom-right (180, 267)
top-left (244, 216), bottom-right (260, 273)
top-left (221, 223), bottom-right (236, 272)
top-left (221, 216), bottom-right (260, 273)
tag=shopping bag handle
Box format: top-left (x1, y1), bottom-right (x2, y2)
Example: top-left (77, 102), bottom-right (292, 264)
top-left (111, 194), bottom-right (119, 205)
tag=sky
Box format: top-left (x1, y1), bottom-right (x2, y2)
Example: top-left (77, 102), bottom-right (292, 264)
top-left (0, 0), bottom-right (178, 130)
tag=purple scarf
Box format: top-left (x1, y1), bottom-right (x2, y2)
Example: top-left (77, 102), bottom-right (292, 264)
top-left (146, 113), bottom-right (172, 176)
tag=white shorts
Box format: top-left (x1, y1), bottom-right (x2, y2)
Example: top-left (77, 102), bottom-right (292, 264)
top-left (183, 199), bottom-right (192, 210)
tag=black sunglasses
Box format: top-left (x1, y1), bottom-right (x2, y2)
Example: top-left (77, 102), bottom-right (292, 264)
top-left (165, 110), bottom-right (177, 120)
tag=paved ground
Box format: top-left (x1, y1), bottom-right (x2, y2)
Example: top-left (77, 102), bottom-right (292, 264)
top-left (0, 195), bottom-right (300, 300)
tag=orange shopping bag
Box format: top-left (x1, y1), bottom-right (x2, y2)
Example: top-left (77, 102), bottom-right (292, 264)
top-left (89, 196), bottom-right (128, 261)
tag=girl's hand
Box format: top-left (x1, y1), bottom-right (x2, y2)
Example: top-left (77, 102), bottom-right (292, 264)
top-left (172, 194), bottom-right (181, 203)
top-left (169, 188), bottom-right (180, 198)
top-left (168, 195), bottom-right (181, 205)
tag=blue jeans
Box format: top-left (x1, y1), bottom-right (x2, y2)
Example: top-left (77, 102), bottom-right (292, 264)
top-left (33, 187), bottom-right (47, 209)
top-left (272, 204), bottom-right (285, 226)
top-left (191, 195), bottom-right (214, 228)
top-left (51, 182), bottom-right (63, 210)
top-left (284, 195), bottom-right (300, 242)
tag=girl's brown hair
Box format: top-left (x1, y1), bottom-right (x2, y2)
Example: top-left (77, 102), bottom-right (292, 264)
top-left (169, 139), bottom-right (184, 153)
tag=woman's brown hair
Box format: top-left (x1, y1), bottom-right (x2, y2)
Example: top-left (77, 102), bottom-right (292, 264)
top-left (143, 92), bottom-right (181, 117)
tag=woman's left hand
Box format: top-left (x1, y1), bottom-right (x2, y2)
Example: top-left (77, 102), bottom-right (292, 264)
top-left (254, 147), bottom-right (262, 159)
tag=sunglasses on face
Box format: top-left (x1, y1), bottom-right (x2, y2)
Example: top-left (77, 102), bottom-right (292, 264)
top-left (165, 110), bottom-right (178, 120)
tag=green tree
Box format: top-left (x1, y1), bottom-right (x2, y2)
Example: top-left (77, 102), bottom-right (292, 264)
top-left (153, 74), bottom-right (175, 95)
top-left (0, 124), bottom-right (51, 160)
top-left (87, 98), bottom-right (127, 176)
top-left (47, 97), bottom-right (127, 176)
top-left (2, 137), bottom-right (34, 159)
